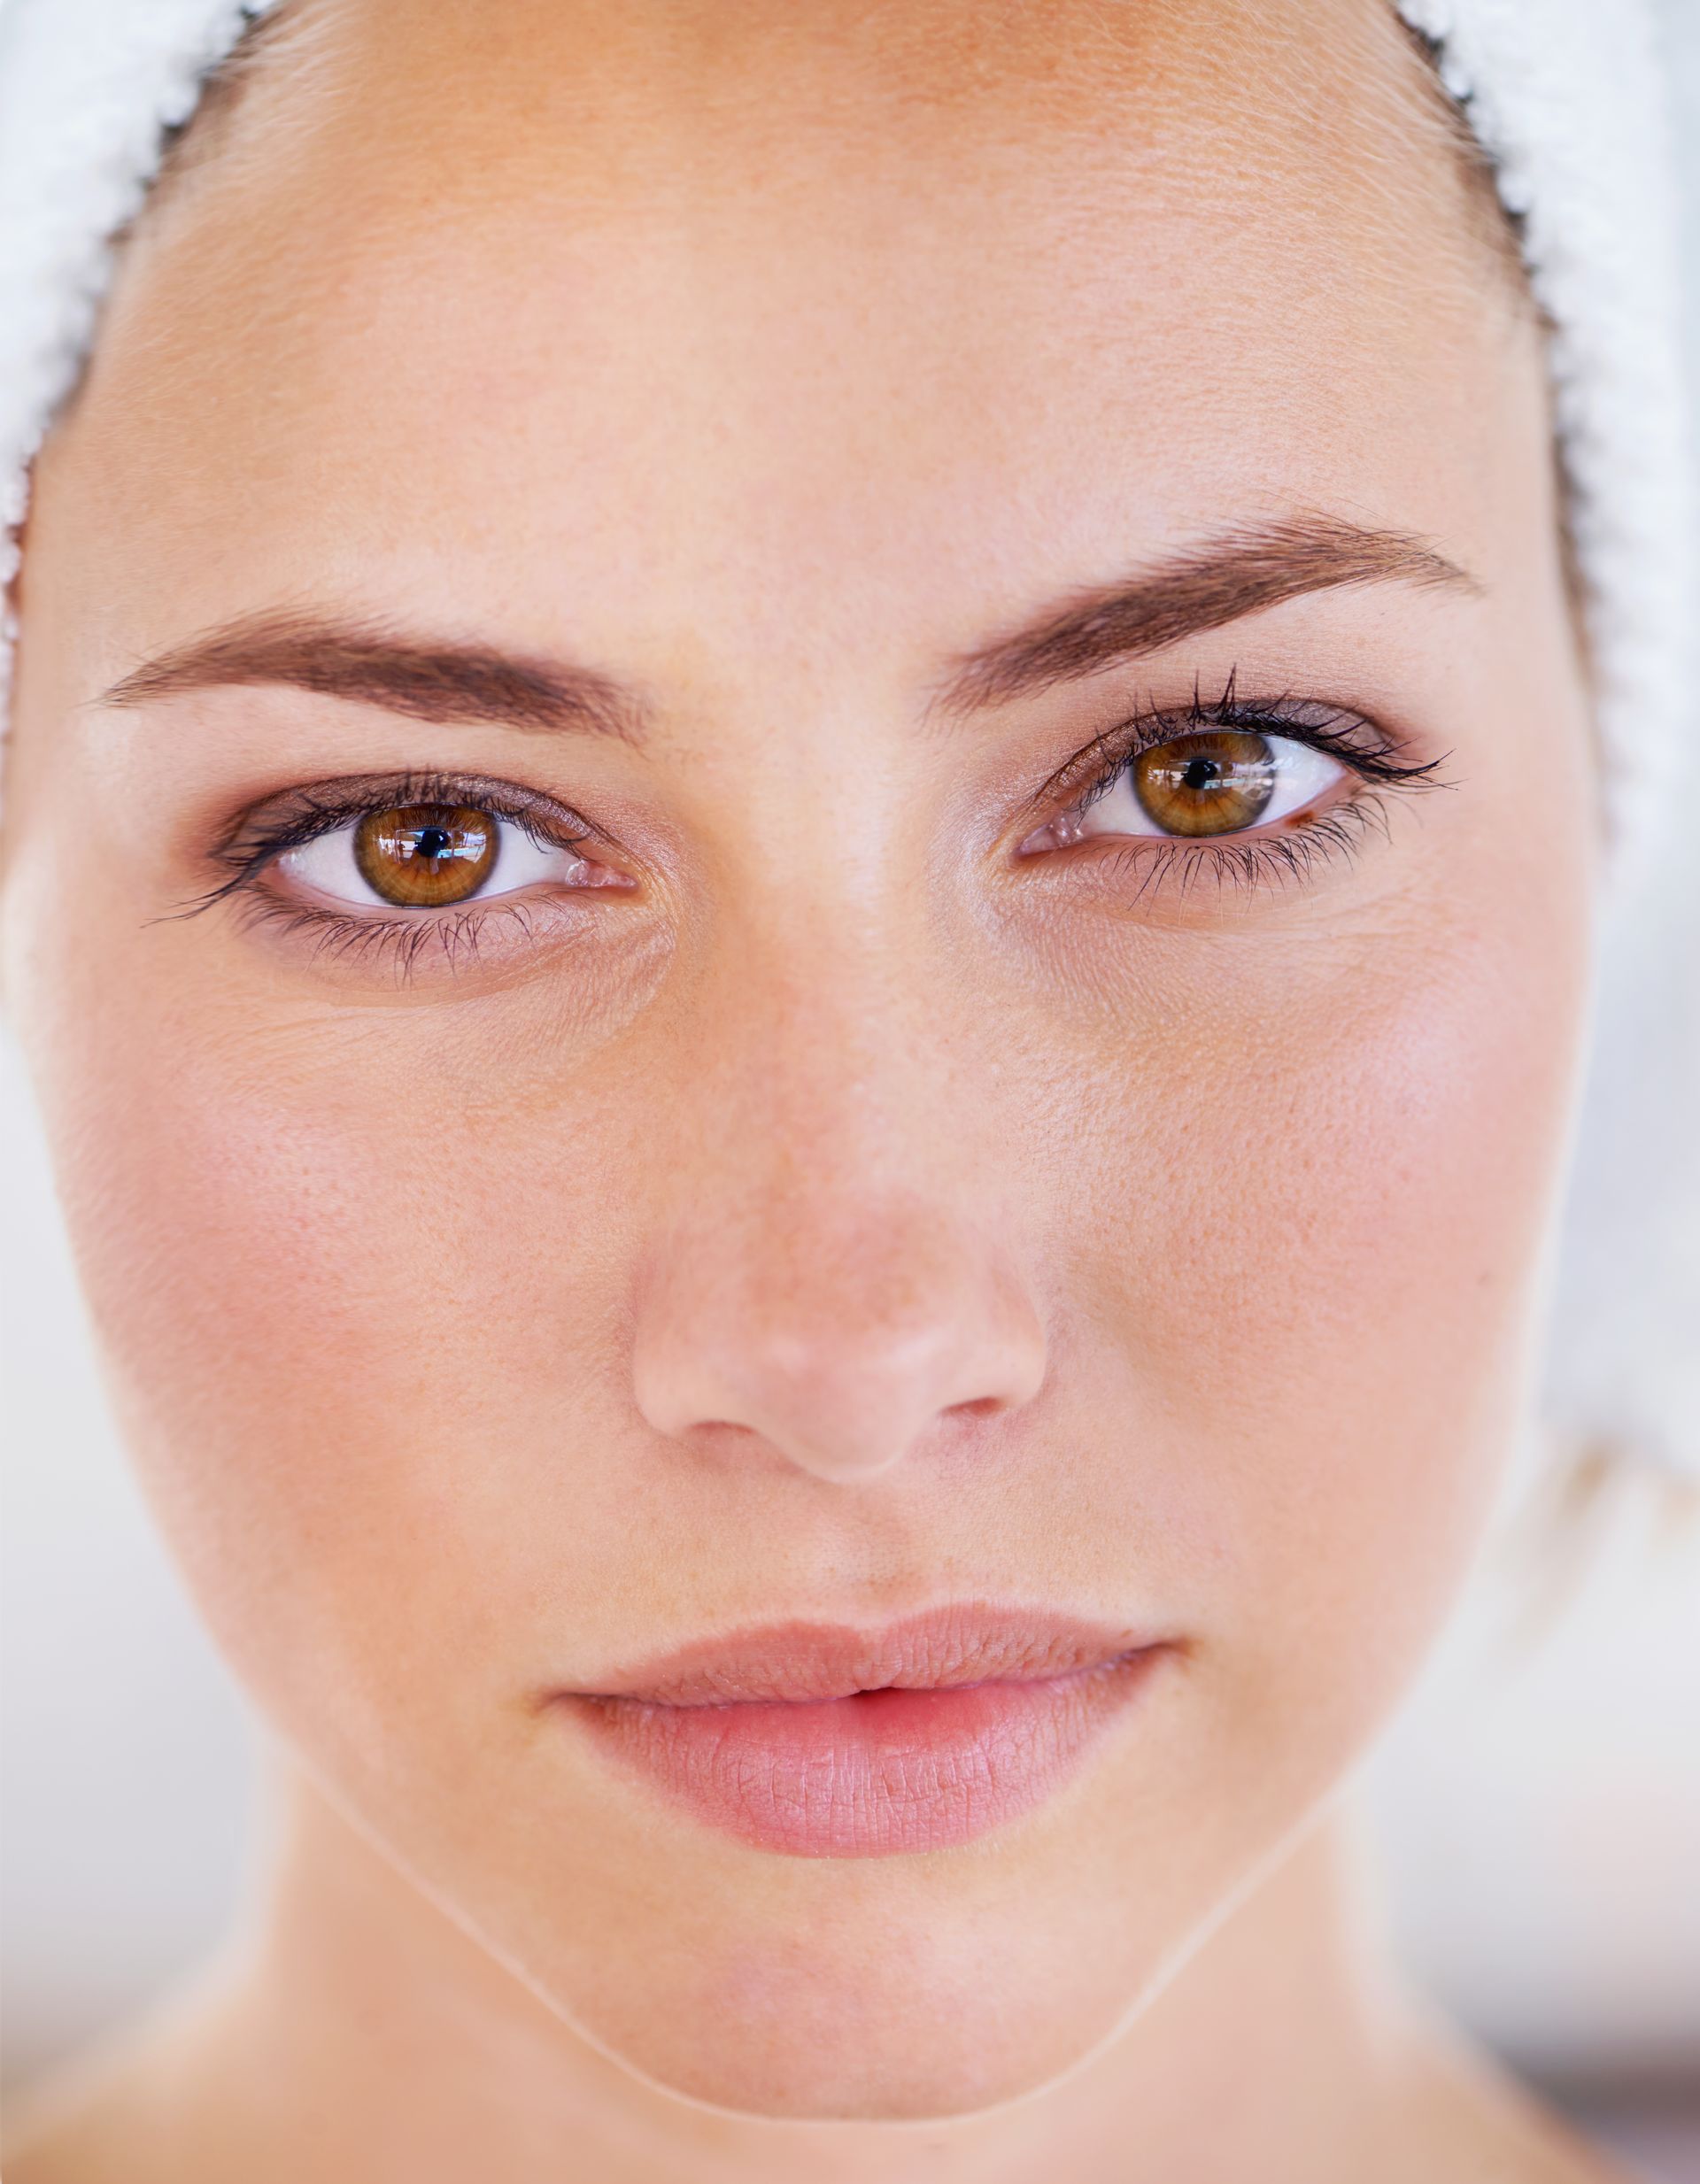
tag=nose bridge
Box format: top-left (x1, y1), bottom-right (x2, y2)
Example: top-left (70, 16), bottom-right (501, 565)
top-left (630, 915), bottom-right (1047, 1482)
top-left (678, 875), bottom-right (954, 1182)
top-left (735, 924), bottom-right (923, 1189)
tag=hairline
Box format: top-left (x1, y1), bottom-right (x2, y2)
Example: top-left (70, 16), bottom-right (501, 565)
top-left (119, 0), bottom-right (1583, 684)
top-left (145, 3), bottom-right (1534, 297)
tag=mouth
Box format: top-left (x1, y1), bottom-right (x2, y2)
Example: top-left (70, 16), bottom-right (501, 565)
top-left (552, 1603), bottom-right (1174, 1858)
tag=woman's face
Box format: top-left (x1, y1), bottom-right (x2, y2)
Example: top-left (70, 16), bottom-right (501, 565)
top-left (1, 0), bottom-right (1594, 2123)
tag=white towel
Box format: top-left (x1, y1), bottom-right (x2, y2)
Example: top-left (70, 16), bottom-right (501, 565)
top-left (1, 0), bottom-right (1696, 1477)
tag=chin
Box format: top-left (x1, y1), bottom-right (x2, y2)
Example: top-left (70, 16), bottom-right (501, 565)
top-left (581, 1984), bottom-right (1127, 2122)
top-left (537, 1881), bottom-right (1155, 2121)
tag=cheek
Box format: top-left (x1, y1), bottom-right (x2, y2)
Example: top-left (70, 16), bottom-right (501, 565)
top-left (38, 879), bottom-right (1580, 1781)
top-left (1065, 875), bottom-right (1592, 1748)
top-left (18, 759), bottom-right (1590, 1694)
top-left (15, 938), bottom-right (650, 1749)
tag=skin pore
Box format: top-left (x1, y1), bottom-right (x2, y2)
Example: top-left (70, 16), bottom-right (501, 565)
top-left (0, 0), bottom-right (1612, 2178)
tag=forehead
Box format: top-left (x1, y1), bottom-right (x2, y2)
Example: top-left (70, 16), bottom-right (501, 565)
top-left (37, 0), bottom-right (1534, 687)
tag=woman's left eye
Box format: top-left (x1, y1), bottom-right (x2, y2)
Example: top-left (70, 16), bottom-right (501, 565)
top-left (275, 801), bottom-right (605, 910)
top-left (1024, 729), bottom-right (1346, 852)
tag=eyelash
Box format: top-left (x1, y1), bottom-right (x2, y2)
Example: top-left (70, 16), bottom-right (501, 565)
top-left (181, 769), bottom-right (599, 976)
top-left (1030, 671), bottom-right (1449, 899)
top-left (182, 681), bottom-right (1447, 976)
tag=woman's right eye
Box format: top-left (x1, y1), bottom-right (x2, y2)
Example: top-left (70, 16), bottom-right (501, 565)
top-left (274, 801), bottom-right (619, 911)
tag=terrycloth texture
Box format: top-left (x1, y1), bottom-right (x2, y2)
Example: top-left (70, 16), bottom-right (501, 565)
top-left (1395, 1), bottom-right (1696, 864)
top-left (0, 0), bottom-right (282, 709)
top-left (1393, 0), bottom-right (1700, 1482)
top-left (0, 0), bottom-right (1696, 1475)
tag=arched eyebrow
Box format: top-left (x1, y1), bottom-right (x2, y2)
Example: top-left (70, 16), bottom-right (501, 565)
top-left (929, 517), bottom-right (1476, 717)
top-left (98, 517), bottom-right (1474, 738)
top-left (99, 610), bottom-right (649, 743)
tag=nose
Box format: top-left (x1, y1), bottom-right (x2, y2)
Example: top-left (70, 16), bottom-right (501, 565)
top-left (632, 1189), bottom-right (1047, 1485)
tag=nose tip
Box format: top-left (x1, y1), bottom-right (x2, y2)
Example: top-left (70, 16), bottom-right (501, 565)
top-left (631, 1215), bottom-right (1047, 1483)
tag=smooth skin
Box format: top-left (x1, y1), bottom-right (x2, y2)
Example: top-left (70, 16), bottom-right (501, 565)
top-left (1, 0), bottom-right (1619, 2177)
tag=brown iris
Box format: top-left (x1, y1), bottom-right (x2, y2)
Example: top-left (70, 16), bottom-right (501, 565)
top-left (1132, 729), bottom-right (1277, 837)
top-left (353, 804), bottom-right (498, 907)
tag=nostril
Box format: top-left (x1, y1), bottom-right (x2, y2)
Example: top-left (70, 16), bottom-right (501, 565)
top-left (676, 1417), bottom-right (763, 1450)
top-left (948, 1394), bottom-right (1011, 1424)
top-left (630, 1204), bottom-right (1048, 1482)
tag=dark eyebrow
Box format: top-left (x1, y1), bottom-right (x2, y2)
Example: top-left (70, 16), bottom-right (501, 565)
top-left (931, 517), bottom-right (1476, 716)
top-left (99, 609), bottom-right (648, 743)
top-left (100, 518), bottom-right (1472, 739)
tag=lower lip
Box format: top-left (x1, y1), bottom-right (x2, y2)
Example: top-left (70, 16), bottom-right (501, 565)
top-left (564, 1650), bottom-right (1163, 1857)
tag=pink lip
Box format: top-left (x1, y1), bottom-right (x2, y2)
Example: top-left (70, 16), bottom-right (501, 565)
top-left (555, 1604), bottom-right (1171, 1858)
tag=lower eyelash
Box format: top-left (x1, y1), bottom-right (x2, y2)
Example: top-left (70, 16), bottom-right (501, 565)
top-left (1084, 794), bottom-right (1391, 904)
top-left (226, 890), bottom-right (555, 982)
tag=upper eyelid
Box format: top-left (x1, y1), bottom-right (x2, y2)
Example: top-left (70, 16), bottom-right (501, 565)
top-left (220, 772), bottom-right (595, 864)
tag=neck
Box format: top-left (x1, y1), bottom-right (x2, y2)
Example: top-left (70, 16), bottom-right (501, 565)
top-left (160, 1748), bottom-right (1438, 2184)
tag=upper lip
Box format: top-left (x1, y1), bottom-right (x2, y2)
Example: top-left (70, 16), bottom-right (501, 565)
top-left (572, 1602), bottom-right (1165, 1707)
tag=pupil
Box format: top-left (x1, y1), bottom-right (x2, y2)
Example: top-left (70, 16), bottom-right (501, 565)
top-left (1182, 757), bottom-right (1220, 792)
top-left (414, 825), bottom-right (453, 862)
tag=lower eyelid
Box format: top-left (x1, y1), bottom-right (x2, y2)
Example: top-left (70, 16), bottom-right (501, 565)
top-left (1055, 795), bottom-right (1391, 908)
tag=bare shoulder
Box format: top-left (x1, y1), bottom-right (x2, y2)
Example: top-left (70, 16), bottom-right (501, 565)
top-left (4, 2070), bottom-right (140, 2184)
top-left (1391, 2020), bottom-right (1642, 2184)
top-left (1, 1995), bottom-right (234, 2184)
top-left (2, 2041), bottom-right (189, 2184)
